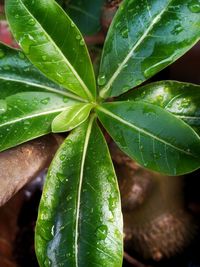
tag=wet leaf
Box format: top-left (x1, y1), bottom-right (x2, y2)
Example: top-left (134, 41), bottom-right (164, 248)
top-left (6, 0), bottom-right (96, 101)
top-left (120, 81), bottom-right (200, 130)
top-left (0, 91), bottom-right (77, 152)
top-left (99, 0), bottom-right (200, 98)
top-left (35, 117), bottom-right (123, 267)
top-left (0, 42), bottom-right (83, 102)
top-left (96, 101), bottom-right (200, 175)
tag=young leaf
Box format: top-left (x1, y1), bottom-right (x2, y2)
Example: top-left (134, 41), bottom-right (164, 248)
top-left (52, 103), bottom-right (93, 133)
top-left (0, 43), bottom-right (83, 102)
top-left (0, 92), bottom-right (77, 152)
top-left (61, 0), bottom-right (105, 35)
top-left (35, 117), bottom-right (123, 267)
top-left (96, 101), bottom-right (200, 175)
top-left (120, 81), bottom-right (200, 129)
top-left (5, 0), bottom-right (96, 101)
top-left (98, 0), bottom-right (200, 98)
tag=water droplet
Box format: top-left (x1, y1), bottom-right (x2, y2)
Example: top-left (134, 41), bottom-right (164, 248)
top-left (76, 35), bottom-right (81, 40)
top-left (15, 14), bottom-right (20, 19)
top-left (51, 225), bottom-right (55, 237)
top-left (0, 100), bottom-right (7, 114)
top-left (121, 28), bottom-right (129, 38)
top-left (57, 172), bottom-right (65, 182)
top-left (181, 98), bottom-right (190, 108)
top-left (97, 74), bottom-right (106, 86)
top-left (171, 24), bottom-right (183, 35)
top-left (44, 258), bottom-right (52, 267)
top-left (188, 0), bottom-right (200, 13)
top-left (115, 22), bottom-right (121, 29)
top-left (96, 225), bottom-right (108, 240)
top-left (41, 97), bottom-right (50, 104)
top-left (80, 39), bottom-right (84, 46)
top-left (24, 120), bottom-right (30, 126)
top-left (56, 73), bottom-right (64, 84)
top-left (0, 49), bottom-right (5, 59)
top-left (156, 95), bottom-right (164, 103)
top-left (63, 97), bottom-right (69, 103)
top-left (42, 55), bottom-right (47, 61)
top-left (59, 154), bottom-right (66, 161)
top-left (28, 18), bottom-right (35, 26)
top-left (19, 34), bottom-right (36, 54)
top-left (18, 51), bottom-right (25, 59)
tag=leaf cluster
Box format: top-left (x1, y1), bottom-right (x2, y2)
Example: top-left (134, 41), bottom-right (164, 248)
top-left (1, 0), bottom-right (200, 266)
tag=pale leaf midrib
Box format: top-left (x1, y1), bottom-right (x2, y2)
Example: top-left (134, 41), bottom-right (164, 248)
top-left (0, 76), bottom-right (86, 102)
top-left (0, 107), bottom-right (66, 128)
top-left (100, 0), bottom-right (173, 97)
top-left (74, 115), bottom-right (95, 267)
top-left (97, 106), bottom-right (195, 157)
top-left (11, 0), bottom-right (93, 101)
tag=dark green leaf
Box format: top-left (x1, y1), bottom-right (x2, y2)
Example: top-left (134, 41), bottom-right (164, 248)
top-left (61, 0), bottom-right (105, 35)
top-left (52, 103), bottom-right (93, 132)
top-left (0, 92), bottom-right (77, 152)
top-left (35, 117), bottom-right (123, 267)
top-left (5, 0), bottom-right (96, 101)
top-left (0, 42), bottom-right (84, 102)
top-left (98, 0), bottom-right (200, 98)
top-left (120, 81), bottom-right (200, 129)
top-left (96, 101), bottom-right (200, 175)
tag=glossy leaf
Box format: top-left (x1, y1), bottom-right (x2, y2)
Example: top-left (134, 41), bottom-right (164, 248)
top-left (0, 92), bottom-right (77, 152)
top-left (60, 0), bottom-right (105, 35)
top-left (35, 117), bottom-right (123, 267)
top-left (5, 0), bottom-right (96, 101)
top-left (0, 43), bottom-right (84, 102)
top-left (120, 81), bottom-right (200, 129)
top-left (52, 103), bottom-right (93, 133)
top-left (96, 101), bottom-right (200, 175)
top-left (99, 0), bottom-right (200, 98)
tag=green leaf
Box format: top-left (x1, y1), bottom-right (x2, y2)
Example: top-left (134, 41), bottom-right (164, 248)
top-left (96, 101), bottom-right (200, 175)
top-left (5, 0), bottom-right (96, 101)
top-left (120, 81), bottom-right (200, 129)
top-left (98, 0), bottom-right (200, 98)
top-left (0, 92), bottom-right (77, 152)
top-left (52, 103), bottom-right (93, 133)
top-left (35, 117), bottom-right (123, 267)
top-left (60, 0), bottom-right (105, 35)
top-left (0, 42), bottom-right (84, 102)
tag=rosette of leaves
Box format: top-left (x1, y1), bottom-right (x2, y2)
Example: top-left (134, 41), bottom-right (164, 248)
top-left (2, 0), bottom-right (200, 266)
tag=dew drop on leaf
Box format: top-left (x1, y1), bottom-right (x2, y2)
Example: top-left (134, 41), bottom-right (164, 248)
top-left (188, 0), bottom-right (200, 12)
top-left (96, 225), bottom-right (108, 240)
top-left (63, 97), bottom-right (69, 103)
top-left (51, 225), bottom-right (55, 237)
top-left (76, 35), bottom-right (81, 40)
top-left (80, 39), bottom-right (85, 46)
top-left (18, 51), bottom-right (25, 59)
top-left (98, 74), bottom-right (106, 86)
top-left (0, 100), bottom-right (7, 114)
top-left (28, 18), bottom-right (36, 26)
top-left (56, 172), bottom-right (65, 182)
top-left (19, 34), bottom-right (36, 54)
top-left (41, 97), bottom-right (50, 104)
top-left (121, 28), bottom-right (129, 38)
top-left (42, 55), bottom-right (47, 61)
